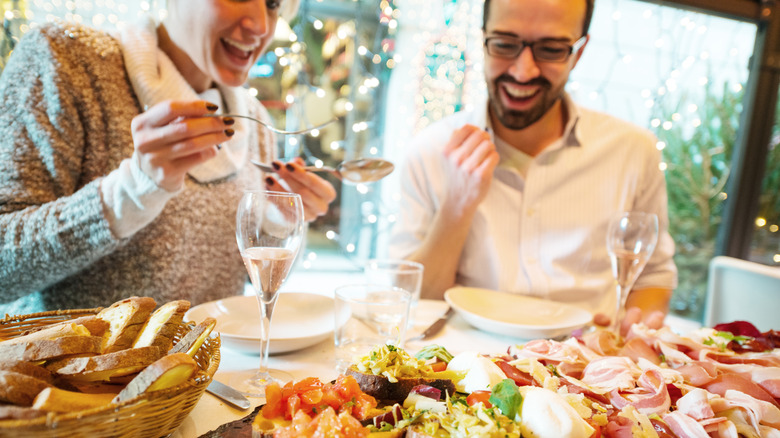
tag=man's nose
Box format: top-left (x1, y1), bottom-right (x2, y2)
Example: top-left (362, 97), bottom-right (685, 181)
top-left (507, 46), bottom-right (541, 82)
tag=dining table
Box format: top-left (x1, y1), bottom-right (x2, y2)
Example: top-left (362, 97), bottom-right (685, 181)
top-left (171, 293), bottom-right (702, 438)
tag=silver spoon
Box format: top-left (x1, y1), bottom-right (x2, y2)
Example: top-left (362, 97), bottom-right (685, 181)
top-left (251, 158), bottom-right (395, 184)
top-left (206, 113), bottom-right (338, 135)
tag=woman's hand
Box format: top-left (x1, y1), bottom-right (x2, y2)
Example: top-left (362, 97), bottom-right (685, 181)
top-left (131, 100), bottom-right (234, 192)
top-left (264, 157), bottom-right (337, 222)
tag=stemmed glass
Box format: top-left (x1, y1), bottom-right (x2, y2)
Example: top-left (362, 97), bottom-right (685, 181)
top-left (606, 212), bottom-right (659, 334)
top-left (233, 190), bottom-right (304, 396)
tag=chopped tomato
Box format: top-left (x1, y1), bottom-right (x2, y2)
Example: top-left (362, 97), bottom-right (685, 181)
top-left (430, 361), bottom-right (448, 372)
top-left (300, 388), bottom-right (323, 405)
top-left (285, 394), bottom-right (301, 420)
top-left (261, 382), bottom-right (283, 419)
top-left (261, 375), bottom-right (377, 424)
top-left (335, 374), bottom-right (362, 399)
top-left (466, 390), bottom-right (492, 407)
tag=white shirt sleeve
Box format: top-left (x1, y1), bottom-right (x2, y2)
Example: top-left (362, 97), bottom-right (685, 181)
top-left (99, 154), bottom-right (181, 239)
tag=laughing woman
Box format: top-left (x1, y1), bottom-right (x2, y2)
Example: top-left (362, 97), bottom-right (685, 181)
top-left (0, 0), bottom-right (336, 314)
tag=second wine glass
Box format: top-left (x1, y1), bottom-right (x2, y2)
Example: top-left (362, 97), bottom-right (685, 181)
top-left (233, 190), bottom-right (304, 397)
top-left (606, 211), bottom-right (659, 334)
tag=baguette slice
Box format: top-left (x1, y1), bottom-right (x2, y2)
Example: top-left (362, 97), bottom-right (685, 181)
top-left (113, 353), bottom-right (198, 403)
top-left (345, 366), bottom-right (456, 404)
top-left (98, 296), bottom-right (157, 353)
top-left (32, 387), bottom-right (115, 412)
top-left (169, 317), bottom-right (216, 357)
top-left (0, 359), bottom-right (53, 383)
top-left (20, 316), bottom-right (109, 338)
top-left (0, 322), bottom-right (92, 346)
top-left (45, 345), bottom-right (162, 381)
top-left (0, 336), bottom-right (103, 362)
top-left (0, 370), bottom-right (52, 406)
top-left (133, 300), bottom-right (190, 351)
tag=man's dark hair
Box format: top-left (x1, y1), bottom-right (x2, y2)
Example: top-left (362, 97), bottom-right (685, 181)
top-left (482, 0), bottom-right (595, 37)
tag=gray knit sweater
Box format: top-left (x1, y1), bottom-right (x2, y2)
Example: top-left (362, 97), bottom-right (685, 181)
top-left (0, 22), bottom-right (274, 316)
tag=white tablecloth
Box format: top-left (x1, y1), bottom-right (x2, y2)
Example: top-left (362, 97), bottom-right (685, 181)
top-left (172, 298), bottom-right (701, 437)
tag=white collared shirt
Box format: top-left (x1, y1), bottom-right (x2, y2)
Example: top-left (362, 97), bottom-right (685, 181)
top-left (389, 94), bottom-right (678, 317)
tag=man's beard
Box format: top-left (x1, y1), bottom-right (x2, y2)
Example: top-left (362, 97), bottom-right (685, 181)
top-left (489, 75), bottom-right (562, 130)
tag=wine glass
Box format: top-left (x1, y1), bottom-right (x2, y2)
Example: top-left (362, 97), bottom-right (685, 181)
top-left (233, 190), bottom-right (304, 396)
top-left (606, 212), bottom-right (659, 334)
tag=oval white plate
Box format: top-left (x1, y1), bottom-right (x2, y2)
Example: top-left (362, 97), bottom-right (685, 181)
top-left (444, 287), bottom-right (593, 339)
top-left (185, 293), bottom-right (335, 354)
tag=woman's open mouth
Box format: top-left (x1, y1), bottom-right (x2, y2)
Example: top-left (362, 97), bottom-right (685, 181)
top-left (221, 38), bottom-right (257, 63)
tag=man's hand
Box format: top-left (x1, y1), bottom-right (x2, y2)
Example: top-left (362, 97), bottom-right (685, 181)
top-left (441, 124), bottom-right (499, 217)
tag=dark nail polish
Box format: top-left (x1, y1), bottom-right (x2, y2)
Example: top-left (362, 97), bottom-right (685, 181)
top-left (206, 103), bottom-right (219, 112)
top-left (272, 161), bottom-right (281, 170)
top-left (225, 129), bottom-right (235, 137)
top-left (265, 176), bottom-right (275, 185)
top-left (285, 163), bottom-right (295, 172)
top-left (223, 117), bottom-right (235, 126)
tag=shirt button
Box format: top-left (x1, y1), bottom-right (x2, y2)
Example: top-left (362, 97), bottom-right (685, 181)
top-left (527, 208), bottom-right (536, 216)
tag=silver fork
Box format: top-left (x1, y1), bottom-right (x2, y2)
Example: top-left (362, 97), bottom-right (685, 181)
top-left (206, 114), bottom-right (338, 135)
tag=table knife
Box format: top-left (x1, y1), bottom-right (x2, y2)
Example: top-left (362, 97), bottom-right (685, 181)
top-left (407, 306), bottom-right (454, 342)
top-left (206, 379), bottom-right (251, 410)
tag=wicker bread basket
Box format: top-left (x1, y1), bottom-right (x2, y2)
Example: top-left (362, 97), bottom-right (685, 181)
top-left (0, 307), bottom-right (221, 438)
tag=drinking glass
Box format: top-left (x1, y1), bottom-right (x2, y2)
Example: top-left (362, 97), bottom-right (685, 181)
top-left (364, 259), bottom-right (423, 325)
top-left (606, 212), bottom-right (659, 333)
top-left (333, 284), bottom-right (411, 372)
top-left (232, 190), bottom-right (304, 396)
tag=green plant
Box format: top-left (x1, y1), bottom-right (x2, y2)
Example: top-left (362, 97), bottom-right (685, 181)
top-left (652, 81), bottom-right (742, 319)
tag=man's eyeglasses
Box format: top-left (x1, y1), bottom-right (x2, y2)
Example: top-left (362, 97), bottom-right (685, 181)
top-left (484, 35), bottom-right (586, 63)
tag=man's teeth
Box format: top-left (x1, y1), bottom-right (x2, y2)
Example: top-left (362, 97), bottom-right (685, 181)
top-left (223, 38), bottom-right (256, 53)
top-left (504, 85), bottom-right (536, 99)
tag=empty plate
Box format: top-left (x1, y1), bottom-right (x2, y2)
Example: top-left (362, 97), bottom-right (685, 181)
top-left (185, 293), bottom-right (336, 354)
top-left (444, 287), bottom-right (593, 339)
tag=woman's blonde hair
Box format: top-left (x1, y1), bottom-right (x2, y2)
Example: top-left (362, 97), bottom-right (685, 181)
top-left (280, 0), bottom-right (301, 22)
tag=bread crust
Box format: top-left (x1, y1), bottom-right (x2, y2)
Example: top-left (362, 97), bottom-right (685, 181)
top-left (169, 317), bottom-right (216, 356)
top-left (0, 359), bottom-right (53, 383)
top-left (113, 352), bottom-right (198, 403)
top-left (45, 345), bottom-right (163, 381)
top-left (0, 335), bottom-right (103, 361)
top-left (98, 296), bottom-right (157, 353)
top-left (133, 300), bottom-right (190, 351)
top-left (0, 370), bottom-right (52, 406)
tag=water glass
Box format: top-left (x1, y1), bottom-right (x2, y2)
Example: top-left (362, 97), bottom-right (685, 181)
top-left (364, 259), bottom-right (423, 324)
top-left (333, 284), bottom-right (411, 372)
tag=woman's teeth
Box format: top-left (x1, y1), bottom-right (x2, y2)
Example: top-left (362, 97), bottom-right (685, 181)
top-left (222, 38), bottom-right (256, 56)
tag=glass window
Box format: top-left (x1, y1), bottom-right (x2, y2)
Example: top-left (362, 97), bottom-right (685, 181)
top-left (568, 1), bottom-right (756, 320)
top-left (749, 92), bottom-right (780, 264)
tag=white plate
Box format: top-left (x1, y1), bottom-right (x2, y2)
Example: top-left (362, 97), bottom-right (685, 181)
top-left (185, 293), bottom-right (336, 354)
top-left (444, 287), bottom-right (593, 339)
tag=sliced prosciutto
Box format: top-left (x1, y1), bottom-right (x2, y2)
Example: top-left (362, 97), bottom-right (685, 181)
top-left (609, 369), bottom-right (671, 415)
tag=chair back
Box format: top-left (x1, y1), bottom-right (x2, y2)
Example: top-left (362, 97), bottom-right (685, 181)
top-left (704, 255), bottom-right (780, 332)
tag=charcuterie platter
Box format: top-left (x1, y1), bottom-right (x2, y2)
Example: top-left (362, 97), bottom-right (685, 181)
top-left (212, 320), bottom-right (779, 438)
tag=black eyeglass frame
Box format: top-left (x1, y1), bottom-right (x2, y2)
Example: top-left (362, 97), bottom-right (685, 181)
top-left (483, 35), bottom-right (587, 63)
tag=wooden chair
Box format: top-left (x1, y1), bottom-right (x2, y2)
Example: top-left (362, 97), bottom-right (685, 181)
top-left (704, 255), bottom-right (780, 332)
